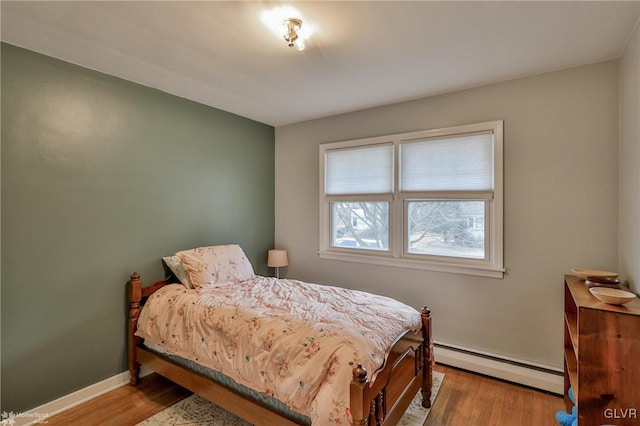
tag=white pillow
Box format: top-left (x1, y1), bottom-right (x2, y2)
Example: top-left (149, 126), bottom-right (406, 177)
top-left (162, 255), bottom-right (194, 289)
top-left (176, 244), bottom-right (255, 287)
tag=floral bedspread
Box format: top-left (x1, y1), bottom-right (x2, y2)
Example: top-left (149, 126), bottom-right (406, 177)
top-left (135, 276), bottom-right (421, 425)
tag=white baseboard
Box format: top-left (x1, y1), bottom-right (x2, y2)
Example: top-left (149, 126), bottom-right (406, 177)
top-left (434, 342), bottom-right (564, 395)
top-left (4, 367), bottom-right (153, 426)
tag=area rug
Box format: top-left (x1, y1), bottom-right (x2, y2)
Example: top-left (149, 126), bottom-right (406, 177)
top-left (138, 371), bottom-right (444, 426)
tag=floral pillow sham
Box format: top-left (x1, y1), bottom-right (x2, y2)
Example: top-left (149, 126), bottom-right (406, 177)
top-left (176, 244), bottom-right (255, 287)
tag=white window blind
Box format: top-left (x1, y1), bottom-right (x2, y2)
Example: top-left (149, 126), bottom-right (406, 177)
top-left (400, 133), bottom-right (493, 192)
top-left (325, 144), bottom-right (393, 195)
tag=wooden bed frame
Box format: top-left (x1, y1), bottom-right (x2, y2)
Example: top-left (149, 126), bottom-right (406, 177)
top-left (127, 272), bottom-right (433, 426)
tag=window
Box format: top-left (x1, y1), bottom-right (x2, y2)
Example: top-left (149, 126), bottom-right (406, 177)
top-left (319, 121), bottom-right (504, 278)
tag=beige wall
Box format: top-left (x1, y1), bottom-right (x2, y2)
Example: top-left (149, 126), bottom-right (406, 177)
top-left (275, 61), bottom-right (619, 369)
top-left (619, 19), bottom-right (640, 293)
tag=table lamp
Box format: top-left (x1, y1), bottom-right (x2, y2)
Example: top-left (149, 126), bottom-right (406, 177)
top-left (267, 249), bottom-right (288, 279)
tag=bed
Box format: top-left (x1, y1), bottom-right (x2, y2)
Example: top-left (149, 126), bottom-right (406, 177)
top-left (127, 245), bottom-right (433, 425)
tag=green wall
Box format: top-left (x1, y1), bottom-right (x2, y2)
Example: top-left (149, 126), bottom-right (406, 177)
top-left (1, 43), bottom-right (275, 412)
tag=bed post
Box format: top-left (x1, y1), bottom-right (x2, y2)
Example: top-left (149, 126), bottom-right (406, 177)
top-left (350, 364), bottom-right (369, 426)
top-left (128, 272), bottom-right (142, 385)
top-left (420, 307), bottom-right (433, 408)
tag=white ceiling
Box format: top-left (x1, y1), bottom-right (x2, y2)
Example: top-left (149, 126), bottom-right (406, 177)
top-left (2, 1), bottom-right (640, 127)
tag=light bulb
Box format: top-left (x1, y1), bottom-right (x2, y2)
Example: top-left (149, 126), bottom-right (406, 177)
top-left (294, 38), bottom-right (305, 51)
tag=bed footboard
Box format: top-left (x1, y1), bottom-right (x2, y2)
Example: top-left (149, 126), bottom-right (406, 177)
top-left (350, 307), bottom-right (432, 426)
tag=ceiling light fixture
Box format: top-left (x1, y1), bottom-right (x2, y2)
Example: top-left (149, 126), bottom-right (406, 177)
top-left (261, 6), bottom-right (313, 52)
top-left (282, 18), bottom-right (305, 51)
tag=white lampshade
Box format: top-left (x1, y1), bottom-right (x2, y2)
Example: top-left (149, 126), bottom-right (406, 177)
top-left (267, 249), bottom-right (288, 267)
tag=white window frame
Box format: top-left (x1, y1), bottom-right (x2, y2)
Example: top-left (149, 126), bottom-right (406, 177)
top-left (319, 121), bottom-right (504, 279)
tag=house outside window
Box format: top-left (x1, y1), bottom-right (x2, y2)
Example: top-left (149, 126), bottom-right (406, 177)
top-left (319, 121), bottom-right (504, 278)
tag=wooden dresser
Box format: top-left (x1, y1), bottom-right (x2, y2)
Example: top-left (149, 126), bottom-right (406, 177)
top-left (564, 275), bottom-right (640, 426)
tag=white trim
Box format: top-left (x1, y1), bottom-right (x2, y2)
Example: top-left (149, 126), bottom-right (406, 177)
top-left (5, 367), bottom-right (153, 426)
top-left (433, 342), bottom-right (564, 395)
top-left (318, 249), bottom-right (505, 278)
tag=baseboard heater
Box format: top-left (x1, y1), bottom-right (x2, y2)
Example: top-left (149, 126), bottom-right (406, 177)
top-left (433, 341), bottom-right (564, 395)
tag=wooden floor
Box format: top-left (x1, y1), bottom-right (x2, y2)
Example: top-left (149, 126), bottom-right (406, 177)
top-left (46, 364), bottom-right (564, 426)
top-left (424, 365), bottom-right (564, 426)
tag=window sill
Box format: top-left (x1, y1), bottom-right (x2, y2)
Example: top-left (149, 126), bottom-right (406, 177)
top-left (318, 250), bottom-right (505, 279)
